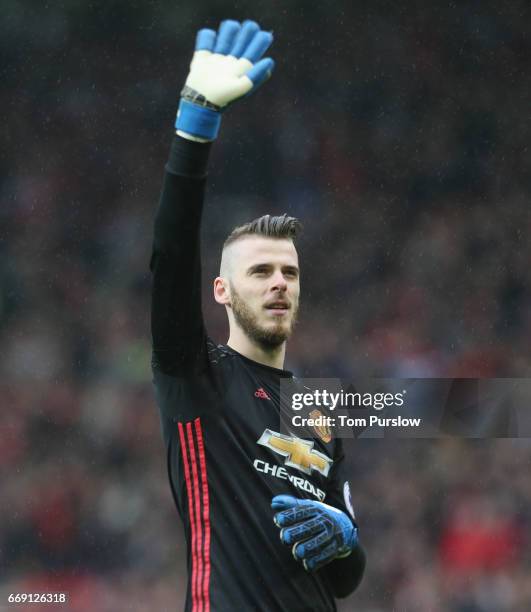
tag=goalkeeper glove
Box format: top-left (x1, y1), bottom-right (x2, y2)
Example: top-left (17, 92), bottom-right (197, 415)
top-left (272, 495), bottom-right (358, 572)
top-left (176, 19), bottom-right (275, 141)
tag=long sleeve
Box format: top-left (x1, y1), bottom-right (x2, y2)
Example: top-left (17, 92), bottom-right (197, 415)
top-left (318, 439), bottom-right (366, 598)
top-left (150, 136), bottom-right (212, 375)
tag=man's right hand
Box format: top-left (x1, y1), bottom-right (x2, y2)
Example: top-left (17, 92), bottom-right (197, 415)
top-left (176, 20), bottom-right (275, 142)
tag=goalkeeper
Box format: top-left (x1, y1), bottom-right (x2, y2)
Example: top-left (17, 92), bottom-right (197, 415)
top-left (151, 19), bottom-right (366, 611)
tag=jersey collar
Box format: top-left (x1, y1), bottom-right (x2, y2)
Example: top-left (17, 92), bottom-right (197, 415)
top-left (221, 344), bottom-right (294, 378)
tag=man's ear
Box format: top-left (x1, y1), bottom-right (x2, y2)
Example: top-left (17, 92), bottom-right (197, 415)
top-left (214, 277), bottom-right (231, 306)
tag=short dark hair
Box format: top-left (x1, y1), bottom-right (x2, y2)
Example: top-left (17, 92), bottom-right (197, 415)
top-left (223, 214), bottom-right (301, 250)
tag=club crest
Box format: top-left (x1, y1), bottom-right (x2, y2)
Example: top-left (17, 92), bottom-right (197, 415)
top-left (309, 409), bottom-right (332, 443)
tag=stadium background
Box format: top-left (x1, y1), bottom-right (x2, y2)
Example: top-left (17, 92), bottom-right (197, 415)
top-left (2, 1), bottom-right (530, 610)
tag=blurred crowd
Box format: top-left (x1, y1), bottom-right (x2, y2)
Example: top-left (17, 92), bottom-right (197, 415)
top-left (1, 1), bottom-right (530, 610)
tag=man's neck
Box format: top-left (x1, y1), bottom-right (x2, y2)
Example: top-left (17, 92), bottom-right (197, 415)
top-left (227, 331), bottom-right (286, 370)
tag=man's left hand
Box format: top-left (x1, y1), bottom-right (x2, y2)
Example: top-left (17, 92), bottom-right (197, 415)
top-left (272, 495), bottom-right (358, 572)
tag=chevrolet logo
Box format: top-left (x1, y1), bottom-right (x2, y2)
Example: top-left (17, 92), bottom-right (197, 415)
top-left (257, 429), bottom-right (333, 477)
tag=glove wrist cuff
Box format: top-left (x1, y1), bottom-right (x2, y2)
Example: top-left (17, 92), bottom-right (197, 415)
top-left (175, 99), bottom-right (222, 141)
top-left (341, 525), bottom-right (358, 555)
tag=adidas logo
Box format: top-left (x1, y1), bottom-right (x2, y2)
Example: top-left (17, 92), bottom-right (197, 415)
top-left (254, 387), bottom-right (271, 400)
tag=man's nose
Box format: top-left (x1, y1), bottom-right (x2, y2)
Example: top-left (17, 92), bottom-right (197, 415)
top-left (270, 271), bottom-right (288, 292)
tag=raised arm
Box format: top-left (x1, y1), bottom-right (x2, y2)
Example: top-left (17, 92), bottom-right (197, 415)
top-left (150, 138), bottom-right (211, 375)
top-left (150, 20), bottom-right (275, 375)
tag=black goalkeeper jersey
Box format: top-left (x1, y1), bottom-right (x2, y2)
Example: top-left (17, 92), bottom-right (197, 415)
top-left (150, 137), bottom-right (364, 612)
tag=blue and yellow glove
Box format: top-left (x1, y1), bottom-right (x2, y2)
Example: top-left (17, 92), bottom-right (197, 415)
top-left (176, 19), bottom-right (275, 141)
top-left (272, 495), bottom-right (358, 572)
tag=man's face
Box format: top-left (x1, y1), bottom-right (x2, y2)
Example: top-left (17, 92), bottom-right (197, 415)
top-left (224, 236), bottom-right (300, 348)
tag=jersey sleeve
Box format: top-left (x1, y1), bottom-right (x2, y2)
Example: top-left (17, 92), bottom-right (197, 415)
top-left (324, 438), bottom-right (357, 522)
top-left (319, 438), bottom-right (366, 598)
top-left (150, 136), bottom-right (212, 376)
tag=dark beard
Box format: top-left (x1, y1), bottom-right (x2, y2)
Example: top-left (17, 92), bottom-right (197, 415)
top-left (230, 284), bottom-right (297, 349)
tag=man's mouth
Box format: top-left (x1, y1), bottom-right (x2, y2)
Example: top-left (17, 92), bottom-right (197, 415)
top-left (265, 301), bottom-right (290, 310)
top-left (265, 301), bottom-right (290, 315)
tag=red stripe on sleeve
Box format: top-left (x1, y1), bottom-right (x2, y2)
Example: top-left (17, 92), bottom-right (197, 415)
top-left (187, 421), bottom-right (204, 612)
top-left (194, 418), bottom-right (211, 612)
top-left (178, 422), bottom-right (200, 612)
